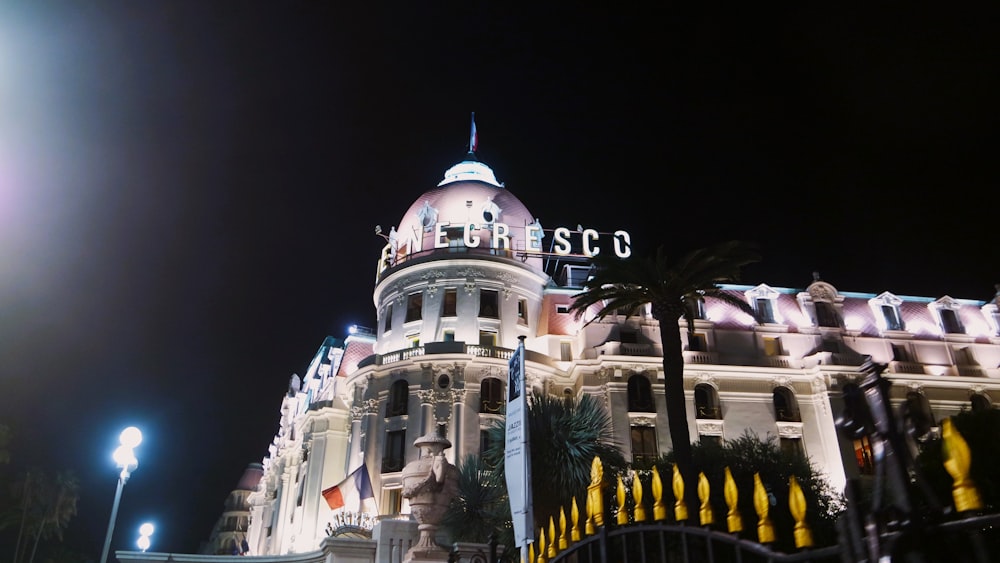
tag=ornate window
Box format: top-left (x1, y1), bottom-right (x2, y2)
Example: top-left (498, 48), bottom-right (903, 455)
top-left (773, 387), bottom-right (801, 422)
top-left (442, 288), bottom-right (457, 317)
top-left (382, 430), bottom-right (406, 473)
top-left (384, 303), bottom-right (394, 333)
top-left (387, 380), bottom-right (409, 417)
top-left (869, 292), bottom-right (905, 332)
top-left (930, 297), bottom-right (965, 335)
top-left (405, 293), bottom-right (423, 323)
top-left (479, 290), bottom-right (500, 319)
top-left (480, 377), bottom-right (504, 414)
top-left (745, 284), bottom-right (781, 324)
top-left (629, 424), bottom-right (658, 466)
top-left (627, 375), bottom-right (656, 413)
top-left (694, 384), bottom-right (721, 419)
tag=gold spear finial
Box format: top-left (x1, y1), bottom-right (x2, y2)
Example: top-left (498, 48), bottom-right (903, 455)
top-left (616, 474), bottom-right (628, 525)
top-left (651, 465), bottom-right (667, 521)
top-left (547, 516), bottom-right (557, 558)
top-left (698, 471), bottom-right (714, 526)
top-left (587, 456), bottom-right (605, 528)
top-left (528, 541), bottom-right (536, 563)
top-left (789, 475), bottom-right (813, 548)
top-left (571, 496), bottom-right (582, 542)
top-left (724, 467), bottom-right (742, 533)
top-left (536, 527), bottom-right (547, 563)
top-left (673, 464), bottom-right (689, 522)
top-left (753, 472), bottom-right (775, 543)
top-left (633, 470), bottom-right (647, 522)
top-left (942, 417), bottom-right (984, 512)
top-left (558, 506), bottom-right (568, 549)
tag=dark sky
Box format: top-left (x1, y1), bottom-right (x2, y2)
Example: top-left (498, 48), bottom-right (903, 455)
top-left (0, 2), bottom-right (995, 557)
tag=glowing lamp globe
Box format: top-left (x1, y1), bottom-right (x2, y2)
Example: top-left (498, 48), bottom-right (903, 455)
top-left (120, 427), bottom-right (143, 448)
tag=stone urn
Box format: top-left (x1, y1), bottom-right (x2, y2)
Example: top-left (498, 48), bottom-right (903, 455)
top-left (400, 430), bottom-right (460, 562)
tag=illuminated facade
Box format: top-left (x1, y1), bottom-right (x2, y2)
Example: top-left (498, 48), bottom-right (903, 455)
top-left (188, 153), bottom-right (1000, 560)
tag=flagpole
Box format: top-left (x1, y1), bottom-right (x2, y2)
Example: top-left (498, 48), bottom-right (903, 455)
top-left (469, 111), bottom-right (476, 154)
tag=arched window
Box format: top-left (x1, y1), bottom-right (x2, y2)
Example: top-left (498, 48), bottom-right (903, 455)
top-left (627, 375), bottom-right (656, 412)
top-left (971, 393), bottom-right (991, 412)
top-left (480, 378), bottom-right (504, 413)
top-left (773, 387), bottom-right (801, 422)
top-left (694, 384), bottom-right (721, 419)
top-left (387, 379), bottom-right (409, 417)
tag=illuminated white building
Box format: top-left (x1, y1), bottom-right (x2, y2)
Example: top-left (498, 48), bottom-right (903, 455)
top-left (137, 150), bottom-right (1000, 562)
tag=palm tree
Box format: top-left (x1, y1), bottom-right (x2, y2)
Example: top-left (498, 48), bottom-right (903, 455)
top-left (445, 393), bottom-right (627, 557)
top-left (9, 470), bottom-right (80, 563)
top-left (568, 241), bottom-right (760, 510)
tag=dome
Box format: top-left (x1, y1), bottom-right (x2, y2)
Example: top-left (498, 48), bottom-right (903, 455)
top-left (382, 157), bottom-right (543, 268)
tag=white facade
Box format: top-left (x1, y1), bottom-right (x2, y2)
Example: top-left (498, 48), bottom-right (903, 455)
top-left (200, 154), bottom-right (1000, 560)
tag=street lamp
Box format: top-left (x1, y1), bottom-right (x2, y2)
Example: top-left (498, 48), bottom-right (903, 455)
top-left (136, 522), bottom-right (154, 552)
top-left (99, 427), bottom-right (142, 563)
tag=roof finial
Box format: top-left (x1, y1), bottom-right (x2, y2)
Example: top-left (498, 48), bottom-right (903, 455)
top-left (468, 112), bottom-right (478, 155)
top-left (812, 271), bottom-right (821, 282)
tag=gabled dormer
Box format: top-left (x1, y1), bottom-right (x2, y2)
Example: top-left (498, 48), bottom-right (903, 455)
top-left (929, 296), bottom-right (967, 337)
top-left (745, 284), bottom-right (783, 325)
top-left (869, 291), bottom-right (906, 333)
top-left (797, 275), bottom-right (844, 330)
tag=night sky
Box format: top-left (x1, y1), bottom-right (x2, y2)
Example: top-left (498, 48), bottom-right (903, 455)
top-left (0, 2), bottom-right (995, 557)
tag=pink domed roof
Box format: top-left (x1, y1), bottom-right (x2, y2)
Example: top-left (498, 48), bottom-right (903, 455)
top-left (388, 158), bottom-right (540, 260)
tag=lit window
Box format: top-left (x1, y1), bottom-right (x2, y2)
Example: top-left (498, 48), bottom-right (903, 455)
top-left (694, 384), bottom-right (721, 419)
top-left (560, 341), bottom-right (572, 361)
top-left (443, 289), bottom-right (457, 317)
top-left (406, 293), bottom-right (423, 323)
top-left (480, 378), bottom-right (504, 413)
top-left (763, 336), bottom-right (781, 357)
top-left (479, 330), bottom-right (497, 347)
top-left (382, 488), bottom-right (403, 515)
top-left (479, 290), bottom-right (499, 319)
top-left (854, 436), bottom-right (874, 475)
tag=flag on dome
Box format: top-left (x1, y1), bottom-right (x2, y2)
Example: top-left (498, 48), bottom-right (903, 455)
top-left (322, 464), bottom-right (377, 513)
top-left (470, 112), bottom-right (478, 153)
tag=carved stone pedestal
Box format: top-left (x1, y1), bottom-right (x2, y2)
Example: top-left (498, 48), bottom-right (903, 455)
top-left (400, 430), bottom-right (459, 563)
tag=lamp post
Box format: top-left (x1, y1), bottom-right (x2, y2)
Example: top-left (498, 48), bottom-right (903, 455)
top-left (99, 427), bottom-right (142, 563)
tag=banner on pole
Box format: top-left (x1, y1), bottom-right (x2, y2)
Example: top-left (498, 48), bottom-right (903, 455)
top-left (505, 338), bottom-right (534, 546)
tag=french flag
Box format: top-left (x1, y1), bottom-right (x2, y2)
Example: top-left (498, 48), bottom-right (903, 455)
top-left (322, 464), bottom-right (377, 512)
